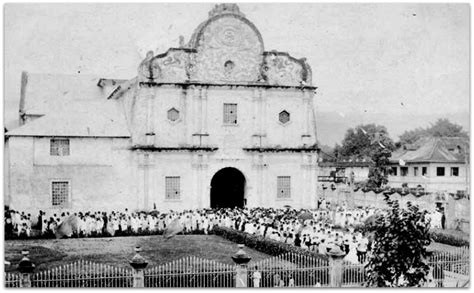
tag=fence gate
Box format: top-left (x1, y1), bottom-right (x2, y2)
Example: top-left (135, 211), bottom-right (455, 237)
top-left (247, 252), bottom-right (330, 287)
top-left (144, 256), bottom-right (235, 287)
top-left (30, 260), bottom-right (133, 287)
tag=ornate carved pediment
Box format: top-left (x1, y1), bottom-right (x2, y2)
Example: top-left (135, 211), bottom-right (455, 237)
top-left (138, 49), bottom-right (191, 83)
top-left (262, 52), bottom-right (311, 86)
top-left (136, 4), bottom-right (313, 86)
top-left (191, 15), bottom-right (264, 83)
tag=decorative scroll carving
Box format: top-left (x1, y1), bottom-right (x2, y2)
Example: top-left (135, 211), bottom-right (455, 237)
top-left (208, 3), bottom-right (245, 18)
top-left (192, 16), bottom-right (264, 83)
top-left (262, 53), bottom-right (305, 86)
top-left (138, 49), bottom-right (189, 83)
top-left (138, 51), bottom-right (161, 82)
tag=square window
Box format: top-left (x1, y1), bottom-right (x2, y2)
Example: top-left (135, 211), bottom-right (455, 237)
top-left (422, 167), bottom-right (428, 176)
top-left (223, 103), bottom-right (237, 124)
top-left (52, 181), bottom-right (69, 207)
top-left (414, 167), bottom-right (418, 176)
top-left (400, 167), bottom-right (408, 177)
top-left (165, 176), bottom-right (180, 200)
top-left (451, 167), bottom-right (459, 177)
top-left (391, 167), bottom-right (398, 176)
top-left (436, 167), bottom-right (445, 176)
top-left (277, 176), bottom-right (291, 199)
top-left (50, 139), bottom-right (70, 156)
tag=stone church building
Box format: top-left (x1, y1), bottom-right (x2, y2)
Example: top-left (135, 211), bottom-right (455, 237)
top-left (5, 4), bottom-right (319, 214)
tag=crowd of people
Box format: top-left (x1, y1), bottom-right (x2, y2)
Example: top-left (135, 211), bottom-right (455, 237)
top-left (5, 200), bottom-right (446, 266)
top-left (5, 202), bottom-right (387, 264)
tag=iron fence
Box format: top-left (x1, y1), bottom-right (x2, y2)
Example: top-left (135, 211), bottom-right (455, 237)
top-left (30, 260), bottom-right (133, 287)
top-left (247, 252), bottom-right (330, 287)
top-left (144, 256), bottom-right (235, 287)
top-left (4, 272), bottom-right (21, 288)
top-left (4, 246), bottom-right (469, 288)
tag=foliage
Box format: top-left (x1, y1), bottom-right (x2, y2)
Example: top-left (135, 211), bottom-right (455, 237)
top-left (365, 195), bottom-right (432, 287)
top-left (213, 226), bottom-right (328, 260)
top-left (334, 123), bottom-right (395, 160)
top-left (367, 147), bottom-right (392, 189)
top-left (333, 124), bottom-right (394, 189)
top-left (398, 118), bottom-right (468, 146)
top-left (430, 229), bottom-right (470, 247)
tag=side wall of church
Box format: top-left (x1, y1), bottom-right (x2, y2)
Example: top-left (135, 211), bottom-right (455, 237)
top-left (7, 136), bottom-right (137, 215)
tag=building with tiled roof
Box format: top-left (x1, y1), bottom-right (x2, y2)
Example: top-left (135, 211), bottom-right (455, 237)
top-left (388, 136), bottom-right (469, 195)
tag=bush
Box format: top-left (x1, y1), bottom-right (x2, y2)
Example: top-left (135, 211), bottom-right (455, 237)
top-left (430, 229), bottom-right (470, 247)
top-left (213, 226), bottom-right (328, 260)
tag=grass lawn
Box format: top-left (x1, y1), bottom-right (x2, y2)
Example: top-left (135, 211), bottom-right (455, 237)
top-left (4, 235), bottom-right (271, 273)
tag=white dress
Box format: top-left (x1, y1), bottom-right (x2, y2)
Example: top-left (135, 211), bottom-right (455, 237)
top-left (344, 242), bottom-right (359, 264)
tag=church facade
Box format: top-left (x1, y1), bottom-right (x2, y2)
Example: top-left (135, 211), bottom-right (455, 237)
top-left (5, 4), bottom-right (319, 214)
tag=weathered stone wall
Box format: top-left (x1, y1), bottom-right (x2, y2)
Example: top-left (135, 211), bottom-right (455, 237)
top-left (7, 136), bottom-right (135, 215)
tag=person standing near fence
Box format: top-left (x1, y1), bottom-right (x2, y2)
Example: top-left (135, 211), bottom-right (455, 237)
top-left (252, 267), bottom-right (261, 288)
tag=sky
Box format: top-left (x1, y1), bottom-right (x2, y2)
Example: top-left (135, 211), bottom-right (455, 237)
top-left (3, 3), bottom-right (470, 146)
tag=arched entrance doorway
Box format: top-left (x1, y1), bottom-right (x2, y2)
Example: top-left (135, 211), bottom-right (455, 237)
top-left (210, 167), bottom-right (246, 209)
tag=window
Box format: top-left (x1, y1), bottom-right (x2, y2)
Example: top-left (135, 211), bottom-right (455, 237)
top-left (50, 139), bottom-right (70, 156)
top-left (277, 176), bottom-right (291, 199)
top-left (167, 108), bottom-right (179, 122)
top-left (414, 167), bottom-right (419, 176)
top-left (422, 167), bottom-right (428, 176)
top-left (400, 167), bottom-right (408, 177)
top-left (451, 167), bottom-right (459, 177)
top-left (165, 176), bottom-right (180, 200)
top-left (436, 167), bottom-right (445, 176)
top-left (391, 167), bottom-right (398, 176)
top-left (279, 110), bottom-right (290, 124)
top-left (51, 181), bottom-right (69, 207)
top-left (224, 60), bottom-right (235, 77)
top-left (223, 103), bottom-right (237, 124)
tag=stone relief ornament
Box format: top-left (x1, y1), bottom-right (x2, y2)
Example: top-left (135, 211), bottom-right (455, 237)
top-left (137, 51), bottom-right (156, 82)
top-left (262, 53), bottom-right (305, 86)
top-left (138, 49), bottom-right (189, 83)
top-left (192, 16), bottom-right (264, 83)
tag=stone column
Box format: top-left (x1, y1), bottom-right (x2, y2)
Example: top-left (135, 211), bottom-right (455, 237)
top-left (18, 250), bottom-right (35, 288)
top-left (231, 244), bottom-right (252, 288)
top-left (327, 245), bottom-right (346, 287)
top-left (130, 246), bottom-right (148, 288)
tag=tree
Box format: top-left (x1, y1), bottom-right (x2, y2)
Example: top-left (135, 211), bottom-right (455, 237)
top-left (398, 118), bottom-right (468, 146)
top-left (366, 147), bottom-right (392, 189)
top-left (365, 196), bottom-right (432, 287)
top-left (334, 124), bottom-right (395, 160)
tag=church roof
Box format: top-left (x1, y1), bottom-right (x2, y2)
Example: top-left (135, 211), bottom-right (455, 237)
top-left (7, 99), bottom-right (130, 138)
top-left (19, 72), bottom-right (125, 117)
top-left (390, 137), bottom-right (469, 164)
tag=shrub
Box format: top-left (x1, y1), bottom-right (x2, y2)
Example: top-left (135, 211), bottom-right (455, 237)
top-left (365, 196), bottom-right (431, 287)
top-left (213, 226), bottom-right (328, 260)
top-left (430, 229), bottom-right (470, 247)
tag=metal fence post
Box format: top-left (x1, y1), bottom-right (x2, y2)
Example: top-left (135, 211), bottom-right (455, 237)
top-left (130, 246), bottom-right (148, 288)
top-left (18, 250), bottom-right (35, 288)
top-left (232, 244), bottom-right (251, 288)
top-left (327, 246), bottom-right (345, 287)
